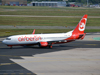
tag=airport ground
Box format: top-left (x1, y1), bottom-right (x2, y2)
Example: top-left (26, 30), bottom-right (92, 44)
top-left (0, 33), bottom-right (100, 75)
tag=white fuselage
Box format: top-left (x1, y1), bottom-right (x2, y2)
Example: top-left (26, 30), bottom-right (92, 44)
top-left (2, 31), bottom-right (73, 45)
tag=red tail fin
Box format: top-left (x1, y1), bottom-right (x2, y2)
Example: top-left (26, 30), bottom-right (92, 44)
top-left (72, 14), bottom-right (88, 34)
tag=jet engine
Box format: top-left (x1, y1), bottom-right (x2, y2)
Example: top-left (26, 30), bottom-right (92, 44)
top-left (39, 42), bottom-right (48, 47)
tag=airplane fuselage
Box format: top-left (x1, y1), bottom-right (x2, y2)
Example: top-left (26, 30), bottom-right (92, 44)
top-left (3, 31), bottom-right (72, 46)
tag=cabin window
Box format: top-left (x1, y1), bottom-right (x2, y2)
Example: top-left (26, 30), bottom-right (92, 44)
top-left (6, 38), bottom-right (11, 40)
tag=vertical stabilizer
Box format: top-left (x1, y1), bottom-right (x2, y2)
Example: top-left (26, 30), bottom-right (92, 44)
top-left (72, 14), bottom-right (88, 34)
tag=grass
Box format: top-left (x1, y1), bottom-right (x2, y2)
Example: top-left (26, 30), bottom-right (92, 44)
top-left (85, 29), bottom-right (100, 33)
top-left (0, 29), bottom-right (100, 37)
top-left (0, 6), bottom-right (100, 26)
top-left (0, 16), bottom-right (79, 26)
top-left (0, 6), bottom-right (100, 37)
top-left (0, 29), bottom-right (70, 37)
top-left (0, 16), bottom-right (100, 26)
top-left (0, 6), bottom-right (100, 16)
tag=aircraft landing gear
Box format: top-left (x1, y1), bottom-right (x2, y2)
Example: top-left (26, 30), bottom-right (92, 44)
top-left (49, 45), bottom-right (52, 48)
top-left (10, 46), bottom-right (12, 49)
top-left (7, 45), bottom-right (12, 49)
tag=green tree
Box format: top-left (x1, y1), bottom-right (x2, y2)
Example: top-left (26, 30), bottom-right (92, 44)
top-left (89, 0), bottom-right (100, 4)
top-left (68, 0), bottom-right (100, 4)
top-left (28, 0), bottom-right (100, 4)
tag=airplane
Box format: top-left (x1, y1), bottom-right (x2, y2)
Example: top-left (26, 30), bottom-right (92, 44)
top-left (2, 14), bottom-right (87, 48)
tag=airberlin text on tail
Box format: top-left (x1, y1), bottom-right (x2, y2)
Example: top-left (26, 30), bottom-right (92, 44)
top-left (73, 14), bottom-right (88, 34)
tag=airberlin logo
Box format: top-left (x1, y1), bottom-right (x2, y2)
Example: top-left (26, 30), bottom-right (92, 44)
top-left (79, 22), bottom-right (85, 31)
top-left (79, 18), bottom-right (86, 31)
top-left (18, 36), bottom-right (42, 42)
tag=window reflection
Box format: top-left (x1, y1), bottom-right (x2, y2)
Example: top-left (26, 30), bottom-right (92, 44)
top-left (6, 38), bottom-right (11, 40)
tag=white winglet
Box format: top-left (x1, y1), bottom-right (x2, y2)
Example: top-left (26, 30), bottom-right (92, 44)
top-left (32, 29), bottom-right (35, 34)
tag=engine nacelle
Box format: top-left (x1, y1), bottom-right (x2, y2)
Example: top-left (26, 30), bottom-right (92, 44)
top-left (39, 42), bottom-right (48, 47)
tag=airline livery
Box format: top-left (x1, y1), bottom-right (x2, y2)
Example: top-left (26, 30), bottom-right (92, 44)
top-left (2, 14), bottom-right (88, 48)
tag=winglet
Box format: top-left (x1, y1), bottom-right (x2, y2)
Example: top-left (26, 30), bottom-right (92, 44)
top-left (32, 29), bottom-right (35, 34)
